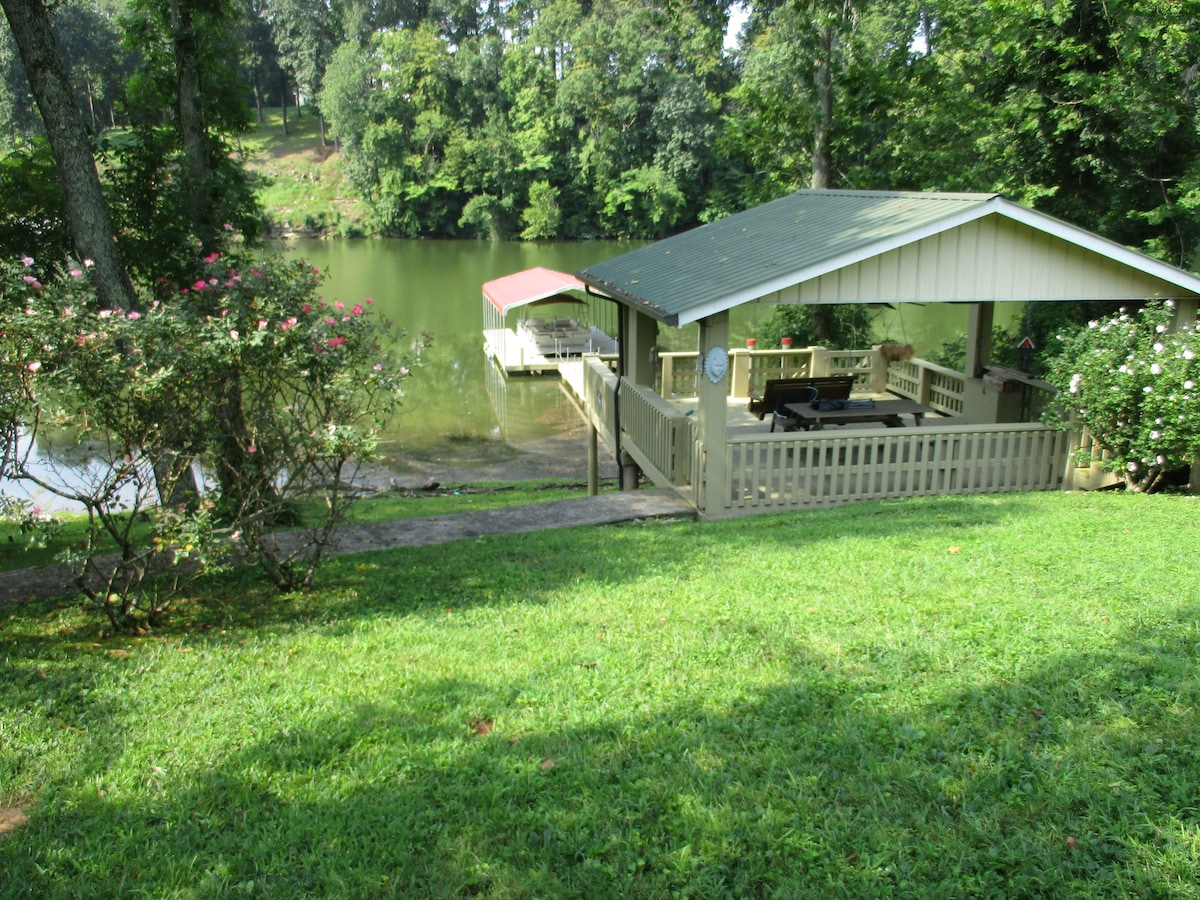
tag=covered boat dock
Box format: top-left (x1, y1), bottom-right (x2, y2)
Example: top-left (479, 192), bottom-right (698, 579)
top-left (483, 267), bottom-right (618, 374)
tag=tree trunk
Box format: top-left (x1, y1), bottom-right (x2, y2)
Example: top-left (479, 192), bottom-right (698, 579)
top-left (85, 78), bottom-right (97, 133)
top-left (1, 0), bottom-right (137, 311)
top-left (811, 20), bottom-right (833, 191)
top-left (809, 18), bottom-right (835, 343)
top-left (169, 0), bottom-right (212, 231)
top-left (281, 74), bottom-right (289, 135)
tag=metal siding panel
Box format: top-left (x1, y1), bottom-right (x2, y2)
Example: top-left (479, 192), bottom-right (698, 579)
top-left (924, 231), bottom-right (947, 300)
top-left (991, 219), bottom-right (1015, 297)
top-left (897, 241), bottom-right (921, 298)
top-left (955, 220), bottom-right (980, 298)
top-left (971, 218), bottom-right (998, 298)
top-left (859, 253), bottom-right (882, 299)
top-left (933, 229), bottom-right (959, 300)
top-left (818, 268), bottom-right (843, 302)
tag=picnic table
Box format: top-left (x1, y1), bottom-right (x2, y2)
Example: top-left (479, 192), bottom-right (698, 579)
top-left (783, 398), bottom-right (931, 431)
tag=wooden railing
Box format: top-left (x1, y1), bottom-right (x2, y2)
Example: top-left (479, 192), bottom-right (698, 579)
top-left (1063, 424), bottom-right (1121, 490)
top-left (822, 348), bottom-right (885, 391)
top-left (735, 348), bottom-right (817, 397)
top-left (618, 381), bottom-right (692, 486)
top-left (657, 345), bottom-right (954, 402)
top-left (886, 358), bottom-right (966, 416)
top-left (658, 351), bottom-right (703, 397)
top-left (582, 356), bottom-right (619, 448)
top-left (715, 423), bottom-right (1072, 514)
top-left (662, 346), bottom-right (855, 399)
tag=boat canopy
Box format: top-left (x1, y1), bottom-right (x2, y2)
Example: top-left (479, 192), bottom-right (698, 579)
top-left (483, 267), bottom-right (589, 314)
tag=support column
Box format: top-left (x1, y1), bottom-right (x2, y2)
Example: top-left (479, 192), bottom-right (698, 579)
top-left (961, 301), bottom-right (1002, 422)
top-left (697, 312), bottom-right (730, 516)
top-left (588, 425), bottom-right (599, 496)
top-left (624, 310), bottom-right (659, 387)
top-left (616, 308), bottom-right (659, 492)
top-left (964, 302), bottom-right (995, 378)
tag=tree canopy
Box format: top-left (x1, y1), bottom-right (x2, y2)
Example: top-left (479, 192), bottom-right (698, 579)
top-left (4, 0), bottom-right (1200, 269)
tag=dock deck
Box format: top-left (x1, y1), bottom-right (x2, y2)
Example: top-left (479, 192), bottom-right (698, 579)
top-left (485, 327), bottom-right (618, 374)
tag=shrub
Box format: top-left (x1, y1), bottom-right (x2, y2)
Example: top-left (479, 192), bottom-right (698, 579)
top-left (2, 255), bottom-right (226, 628)
top-left (1044, 301), bottom-right (1200, 492)
top-left (1, 252), bottom-right (425, 627)
top-left (176, 253), bottom-right (426, 590)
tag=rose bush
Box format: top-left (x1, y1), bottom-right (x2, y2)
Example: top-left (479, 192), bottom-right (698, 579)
top-left (1044, 300), bottom-right (1200, 492)
top-left (1, 252), bottom-right (424, 627)
top-left (172, 252), bottom-right (427, 590)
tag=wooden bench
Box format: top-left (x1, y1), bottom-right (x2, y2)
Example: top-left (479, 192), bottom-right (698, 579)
top-left (748, 376), bottom-right (856, 431)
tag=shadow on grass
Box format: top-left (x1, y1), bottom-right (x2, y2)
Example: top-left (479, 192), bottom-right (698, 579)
top-left (5, 603), bottom-right (1197, 897)
top-left (170, 492), bottom-right (1043, 635)
top-left (0, 490), bottom-right (1137, 639)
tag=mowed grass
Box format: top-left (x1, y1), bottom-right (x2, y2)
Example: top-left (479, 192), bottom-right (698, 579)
top-left (2, 491), bottom-right (1198, 898)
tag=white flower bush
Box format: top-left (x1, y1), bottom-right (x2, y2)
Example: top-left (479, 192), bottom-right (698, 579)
top-left (1046, 300), bottom-right (1200, 492)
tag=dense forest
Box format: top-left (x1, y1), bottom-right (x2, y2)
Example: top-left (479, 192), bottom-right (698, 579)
top-left (3, 0), bottom-right (1200, 269)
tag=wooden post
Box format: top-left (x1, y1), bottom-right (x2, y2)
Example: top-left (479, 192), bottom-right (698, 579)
top-left (809, 346), bottom-right (830, 376)
top-left (696, 312), bottom-right (730, 515)
top-left (624, 311), bottom-right (659, 387)
top-left (588, 424), bottom-right (599, 496)
top-left (730, 349), bottom-right (752, 399)
top-left (868, 347), bottom-right (888, 393)
top-left (964, 302), bottom-right (995, 378)
top-left (918, 363), bottom-right (935, 405)
top-left (616, 310), bottom-right (659, 492)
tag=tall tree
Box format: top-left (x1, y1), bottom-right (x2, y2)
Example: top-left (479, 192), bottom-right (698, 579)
top-left (49, 0), bottom-right (130, 134)
top-left (727, 0), bottom-right (918, 198)
top-left (116, 0), bottom-right (260, 285)
top-left (238, 0), bottom-right (285, 123)
top-left (268, 0), bottom-right (339, 143)
top-left (884, 0), bottom-right (1200, 268)
top-left (1, 0), bottom-right (136, 309)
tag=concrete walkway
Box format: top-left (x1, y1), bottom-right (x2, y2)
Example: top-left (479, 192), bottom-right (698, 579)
top-left (0, 489), bottom-right (697, 607)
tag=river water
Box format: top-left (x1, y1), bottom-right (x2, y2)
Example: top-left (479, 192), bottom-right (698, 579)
top-left (10, 238), bottom-right (1022, 501)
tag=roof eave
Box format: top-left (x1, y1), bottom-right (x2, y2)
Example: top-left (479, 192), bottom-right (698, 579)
top-left (578, 274), bottom-right (679, 326)
top-left (669, 196), bottom-right (1200, 324)
top-left (991, 198), bottom-right (1200, 296)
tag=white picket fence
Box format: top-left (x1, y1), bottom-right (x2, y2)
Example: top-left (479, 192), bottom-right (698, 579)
top-left (573, 355), bottom-right (1076, 517)
top-left (714, 423), bottom-right (1073, 514)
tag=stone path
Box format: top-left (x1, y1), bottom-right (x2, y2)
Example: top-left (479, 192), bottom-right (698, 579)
top-left (0, 488), bottom-right (697, 607)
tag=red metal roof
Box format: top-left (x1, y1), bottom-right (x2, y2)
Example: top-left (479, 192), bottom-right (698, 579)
top-left (483, 267), bottom-right (588, 313)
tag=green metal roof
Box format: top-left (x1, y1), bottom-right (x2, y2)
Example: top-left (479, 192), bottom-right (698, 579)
top-left (576, 190), bottom-right (999, 325)
top-left (577, 189), bottom-right (1200, 325)
top-left (578, 188), bottom-right (1012, 326)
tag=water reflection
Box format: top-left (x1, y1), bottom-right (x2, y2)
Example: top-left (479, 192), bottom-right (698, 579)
top-left (3, 428), bottom-right (144, 513)
top-left (3, 239), bottom-right (1017, 506)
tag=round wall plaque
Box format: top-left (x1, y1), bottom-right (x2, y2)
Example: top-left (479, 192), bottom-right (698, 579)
top-left (704, 346), bottom-right (728, 384)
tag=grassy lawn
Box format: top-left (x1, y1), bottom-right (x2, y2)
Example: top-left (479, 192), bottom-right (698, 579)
top-left (2, 491), bottom-right (1198, 897)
